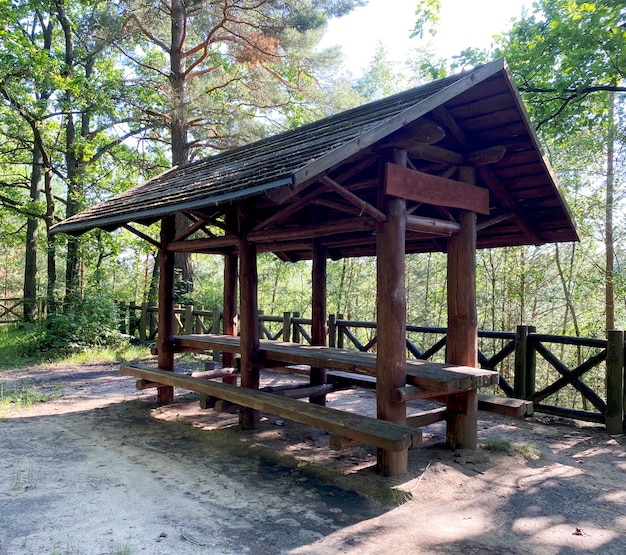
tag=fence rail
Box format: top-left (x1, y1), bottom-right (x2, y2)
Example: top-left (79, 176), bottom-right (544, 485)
top-left (0, 298), bottom-right (23, 324)
top-left (114, 302), bottom-right (626, 433)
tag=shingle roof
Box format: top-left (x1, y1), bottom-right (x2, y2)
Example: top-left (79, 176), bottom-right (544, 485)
top-left (52, 59), bottom-right (578, 255)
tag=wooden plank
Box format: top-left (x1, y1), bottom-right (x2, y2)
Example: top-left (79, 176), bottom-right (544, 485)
top-left (385, 163), bottom-right (490, 215)
top-left (407, 406), bottom-right (447, 427)
top-left (119, 366), bottom-right (422, 452)
top-left (173, 334), bottom-right (499, 393)
top-left (477, 394), bottom-right (534, 418)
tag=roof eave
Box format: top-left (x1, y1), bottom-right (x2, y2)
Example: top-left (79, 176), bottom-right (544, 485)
top-left (51, 176), bottom-right (294, 236)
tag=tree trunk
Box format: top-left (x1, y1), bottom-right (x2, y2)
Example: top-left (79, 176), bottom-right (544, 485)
top-left (169, 0), bottom-right (193, 299)
top-left (605, 91), bottom-right (615, 333)
top-left (23, 141), bottom-right (43, 322)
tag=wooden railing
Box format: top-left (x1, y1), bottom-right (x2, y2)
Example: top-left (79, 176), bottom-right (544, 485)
top-left (117, 302), bottom-right (626, 432)
top-left (0, 298), bottom-right (23, 324)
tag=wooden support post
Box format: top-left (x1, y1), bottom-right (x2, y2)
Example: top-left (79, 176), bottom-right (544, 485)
top-left (239, 205), bottom-right (260, 429)
top-left (446, 166), bottom-right (478, 449)
top-left (310, 238), bottom-right (328, 405)
top-left (606, 330), bottom-right (624, 434)
top-left (157, 215), bottom-right (176, 404)
top-left (222, 250), bottom-right (238, 384)
top-left (376, 149), bottom-right (408, 476)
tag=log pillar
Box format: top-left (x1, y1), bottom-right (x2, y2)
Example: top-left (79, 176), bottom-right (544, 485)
top-left (156, 215), bottom-right (176, 404)
top-left (239, 204), bottom-right (261, 429)
top-left (376, 150), bottom-right (408, 476)
top-left (222, 249), bottom-right (238, 385)
top-left (446, 167), bottom-right (479, 448)
top-left (310, 238), bottom-right (328, 405)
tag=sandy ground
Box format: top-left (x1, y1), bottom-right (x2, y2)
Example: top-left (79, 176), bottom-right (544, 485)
top-left (1, 360), bottom-right (626, 555)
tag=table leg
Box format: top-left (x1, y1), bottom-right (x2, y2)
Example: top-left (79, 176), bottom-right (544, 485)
top-left (445, 389), bottom-right (478, 450)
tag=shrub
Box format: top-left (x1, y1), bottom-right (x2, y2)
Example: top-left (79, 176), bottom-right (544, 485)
top-left (40, 294), bottom-right (128, 353)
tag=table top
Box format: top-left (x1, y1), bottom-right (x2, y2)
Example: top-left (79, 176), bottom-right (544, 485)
top-left (174, 334), bottom-right (499, 393)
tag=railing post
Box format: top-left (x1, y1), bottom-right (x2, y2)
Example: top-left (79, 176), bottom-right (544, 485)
top-left (328, 314), bottom-right (337, 348)
top-left (183, 304), bottom-right (193, 334)
top-left (117, 301), bottom-right (126, 334)
top-left (129, 302), bottom-right (140, 338)
top-left (212, 306), bottom-right (221, 363)
top-left (514, 325), bottom-right (533, 398)
top-left (606, 330), bottom-right (624, 434)
top-left (211, 306), bottom-right (221, 334)
top-left (148, 303), bottom-right (157, 339)
top-left (292, 311), bottom-right (301, 343)
top-left (337, 313), bottom-right (344, 349)
top-left (140, 302), bottom-right (149, 342)
top-left (282, 311), bottom-right (291, 342)
top-left (258, 310), bottom-right (265, 338)
top-left (525, 326), bottom-right (537, 398)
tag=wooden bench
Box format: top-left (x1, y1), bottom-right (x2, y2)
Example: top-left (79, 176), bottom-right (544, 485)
top-left (120, 365), bottom-right (422, 452)
top-left (478, 393), bottom-right (534, 418)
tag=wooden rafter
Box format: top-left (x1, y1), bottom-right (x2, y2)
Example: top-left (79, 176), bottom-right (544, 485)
top-left (478, 166), bottom-right (542, 244)
top-left (477, 212), bottom-right (514, 231)
top-left (253, 184), bottom-right (328, 231)
top-left (320, 176), bottom-right (386, 222)
top-left (311, 198), bottom-right (361, 216)
top-left (122, 224), bottom-right (161, 248)
top-left (250, 217), bottom-right (377, 243)
top-left (173, 216), bottom-right (215, 243)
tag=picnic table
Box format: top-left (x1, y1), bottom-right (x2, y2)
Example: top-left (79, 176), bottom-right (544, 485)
top-left (121, 334), bottom-right (499, 474)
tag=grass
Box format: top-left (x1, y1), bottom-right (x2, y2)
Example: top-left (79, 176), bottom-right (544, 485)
top-left (0, 381), bottom-right (65, 409)
top-left (480, 437), bottom-right (544, 460)
top-left (0, 323), bottom-right (151, 370)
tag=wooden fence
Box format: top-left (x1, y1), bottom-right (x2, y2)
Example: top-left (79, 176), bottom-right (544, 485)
top-left (118, 302), bottom-right (626, 433)
top-left (0, 298), bottom-right (24, 324)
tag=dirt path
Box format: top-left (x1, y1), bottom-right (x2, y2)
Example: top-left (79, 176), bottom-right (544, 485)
top-left (1, 361), bottom-right (626, 554)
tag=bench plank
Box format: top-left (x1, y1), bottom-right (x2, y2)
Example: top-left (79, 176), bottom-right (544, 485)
top-left (120, 365), bottom-right (421, 451)
top-left (478, 393), bottom-right (534, 418)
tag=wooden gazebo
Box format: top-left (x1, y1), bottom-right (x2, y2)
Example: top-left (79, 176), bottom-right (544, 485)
top-left (53, 59), bottom-right (578, 476)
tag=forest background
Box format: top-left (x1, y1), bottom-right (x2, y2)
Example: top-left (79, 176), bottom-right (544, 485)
top-left (0, 0), bottom-right (625, 356)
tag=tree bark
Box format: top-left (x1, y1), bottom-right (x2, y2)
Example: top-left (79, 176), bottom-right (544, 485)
top-left (23, 142), bottom-right (43, 322)
top-left (605, 91), bottom-right (615, 333)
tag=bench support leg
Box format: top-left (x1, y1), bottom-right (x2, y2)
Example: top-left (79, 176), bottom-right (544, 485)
top-left (446, 389), bottom-right (478, 450)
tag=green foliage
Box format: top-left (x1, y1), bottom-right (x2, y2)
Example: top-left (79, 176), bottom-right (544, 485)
top-left (40, 293), bottom-right (127, 353)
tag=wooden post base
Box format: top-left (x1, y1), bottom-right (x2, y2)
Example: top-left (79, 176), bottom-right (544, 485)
top-left (377, 447), bottom-right (408, 477)
top-left (445, 389), bottom-right (478, 450)
top-left (157, 385), bottom-right (174, 404)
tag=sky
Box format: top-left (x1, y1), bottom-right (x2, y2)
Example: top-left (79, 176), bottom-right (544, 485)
top-left (319, 0), bottom-right (529, 76)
